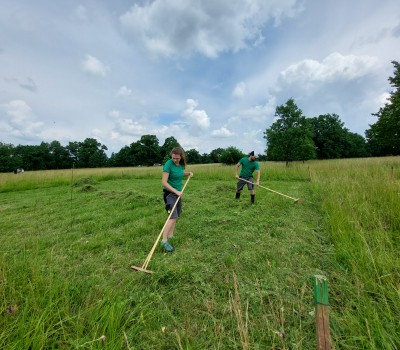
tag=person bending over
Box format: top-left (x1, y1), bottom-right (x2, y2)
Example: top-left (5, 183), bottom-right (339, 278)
top-left (161, 147), bottom-right (193, 252)
top-left (235, 151), bottom-right (260, 204)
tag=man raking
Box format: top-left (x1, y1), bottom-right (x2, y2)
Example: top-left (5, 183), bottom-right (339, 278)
top-left (235, 151), bottom-right (260, 204)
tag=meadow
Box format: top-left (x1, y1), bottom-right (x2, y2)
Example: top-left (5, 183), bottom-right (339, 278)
top-left (0, 157), bottom-right (399, 349)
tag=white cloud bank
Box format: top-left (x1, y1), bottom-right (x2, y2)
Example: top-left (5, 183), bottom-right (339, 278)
top-left (0, 100), bottom-right (43, 138)
top-left (279, 52), bottom-right (379, 85)
top-left (182, 99), bottom-right (210, 130)
top-left (119, 0), bottom-right (303, 58)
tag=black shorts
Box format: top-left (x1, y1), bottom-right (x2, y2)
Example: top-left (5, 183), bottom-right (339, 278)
top-left (237, 177), bottom-right (254, 191)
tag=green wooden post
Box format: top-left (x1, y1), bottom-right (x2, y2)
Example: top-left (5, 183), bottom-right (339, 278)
top-left (313, 275), bottom-right (332, 350)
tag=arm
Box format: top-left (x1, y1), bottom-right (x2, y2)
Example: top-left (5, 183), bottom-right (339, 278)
top-left (235, 163), bottom-right (241, 179)
top-left (184, 171), bottom-right (193, 177)
top-left (162, 172), bottom-right (182, 196)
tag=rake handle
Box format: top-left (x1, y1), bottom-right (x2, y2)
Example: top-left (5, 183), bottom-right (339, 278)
top-left (142, 176), bottom-right (192, 270)
top-left (238, 177), bottom-right (299, 202)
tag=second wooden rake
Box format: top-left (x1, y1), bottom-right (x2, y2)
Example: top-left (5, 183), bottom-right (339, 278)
top-left (239, 177), bottom-right (300, 203)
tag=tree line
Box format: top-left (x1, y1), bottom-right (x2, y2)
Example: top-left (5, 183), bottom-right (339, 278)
top-left (0, 61), bottom-right (398, 172)
top-left (0, 135), bottom-right (253, 172)
top-left (265, 60), bottom-right (399, 163)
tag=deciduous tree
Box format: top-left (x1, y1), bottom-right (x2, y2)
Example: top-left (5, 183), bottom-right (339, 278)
top-left (0, 142), bottom-right (17, 172)
top-left (160, 136), bottom-right (181, 160)
top-left (185, 148), bottom-right (202, 164)
top-left (366, 61), bottom-right (400, 156)
top-left (264, 98), bottom-right (316, 163)
top-left (311, 114), bottom-right (348, 159)
top-left (220, 146), bottom-right (245, 165)
top-left (76, 138), bottom-right (108, 168)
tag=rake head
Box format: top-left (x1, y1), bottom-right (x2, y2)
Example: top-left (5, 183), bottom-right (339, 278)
top-left (131, 265), bottom-right (154, 274)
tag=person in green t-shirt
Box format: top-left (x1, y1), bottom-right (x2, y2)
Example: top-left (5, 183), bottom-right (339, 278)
top-left (235, 151), bottom-right (260, 204)
top-left (161, 147), bottom-right (193, 252)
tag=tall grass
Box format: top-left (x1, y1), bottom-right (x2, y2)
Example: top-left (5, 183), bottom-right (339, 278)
top-left (309, 157), bottom-right (400, 349)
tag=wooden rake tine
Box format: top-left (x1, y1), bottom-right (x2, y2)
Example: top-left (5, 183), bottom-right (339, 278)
top-left (131, 176), bottom-right (192, 274)
top-left (239, 177), bottom-right (300, 203)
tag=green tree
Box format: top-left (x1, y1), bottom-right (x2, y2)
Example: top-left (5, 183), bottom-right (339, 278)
top-left (219, 146), bottom-right (245, 165)
top-left (343, 131), bottom-right (368, 158)
top-left (66, 141), bottom-right (80, 165)
top-left (43, 140), bottom-right (72, 169)
top-left (128, 135), bottom-right (161, 166)
top-left (201, 153), bottom-right (212, 163)
top-left (257, 153), bottom-right (267, 161)
top-left (0, 142), bottom-right (17, 172)
top-left (209, 148), bottom-right (224, 163)
top-left (160, 136), bottom-right (181, 160)
top-left (264, 99), bottom-right (316, 163)
top-left (14, 144), bottom-right (49, 170)
top-left (366, 60), bottom-right (400, 156)
top-left (186, 149), bottom-right (202, 164)
top-left (110, 146), bottom-right (135, 167)
top-left (76, 138), bottom-right (108, 168)
top-left (310, 114), bottom-right (348, 159)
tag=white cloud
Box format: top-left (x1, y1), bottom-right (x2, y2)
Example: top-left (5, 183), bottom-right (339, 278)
top-left (182, 99), bottom-right (210, 130)
top-left (232, 82), bottom-right (247, 98)
top-left (122, 119), bottom-right (146, 135)
top-left (243, 129), bottom-right (264, 150)
top-left (279, 52), bottom-right (379, 85)
top-left (116, 86), bottom-right (132, 97)
top-left (0, 99), bottom-right (43, 138)
top-left (108, 110), bottom-right (144, 135)
top-left (119, 0), bottom-right (303, 58)
top-left (81, 55), bottom-right (109, 77)
top-left (109, 110), bottom-right (120, 119)
top-left (230, 98), bottom-right (276, 123)
top-left (211, 127), bottom-right (235, 137)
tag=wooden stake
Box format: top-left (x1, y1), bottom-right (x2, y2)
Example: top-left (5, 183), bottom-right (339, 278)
top-left (131, 176), bottom-right (192, 274)
top-left (313, 275), bottom-right (332, 350)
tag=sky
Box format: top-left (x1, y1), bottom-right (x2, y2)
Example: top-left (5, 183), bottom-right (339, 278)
top-left (0, 0), bottom-right (399, 156)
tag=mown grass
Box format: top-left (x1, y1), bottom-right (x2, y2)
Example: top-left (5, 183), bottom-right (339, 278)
top-left (0, 157), bottom-right (399, 349)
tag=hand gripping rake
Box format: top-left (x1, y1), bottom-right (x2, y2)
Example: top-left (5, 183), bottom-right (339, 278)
top-left (131, 176), bottom-right (191, 274)
top-left (239, 177), bottom-right (300, 203)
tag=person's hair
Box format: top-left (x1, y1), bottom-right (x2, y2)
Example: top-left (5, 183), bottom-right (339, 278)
top-left (170, 147), bottom-right (186, 168)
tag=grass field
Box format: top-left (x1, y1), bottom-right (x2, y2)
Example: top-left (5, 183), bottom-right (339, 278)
top-left (0, 158), bottom-right (399, 349)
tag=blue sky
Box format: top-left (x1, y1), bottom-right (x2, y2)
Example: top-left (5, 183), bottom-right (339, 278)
top-left (0, 0), bottom-right (399, 156)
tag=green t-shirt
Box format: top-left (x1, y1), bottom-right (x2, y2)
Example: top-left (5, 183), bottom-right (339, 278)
top-left (238, 157), bottom-right (260, 178)
top-left (163, 159), bottom-right (184, 191)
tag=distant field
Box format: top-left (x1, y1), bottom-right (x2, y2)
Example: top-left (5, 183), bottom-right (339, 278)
top-left (0, 157), bottom-right (399, 349)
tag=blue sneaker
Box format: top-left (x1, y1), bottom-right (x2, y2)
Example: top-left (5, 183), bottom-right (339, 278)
top-left (161, 241), bottom-right (174, 252)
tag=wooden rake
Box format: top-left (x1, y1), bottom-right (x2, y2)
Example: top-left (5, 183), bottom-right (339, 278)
top-left (131, 176), bottom-right (192, 274)
top-left (239, 177), bottom-right (300, 203)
